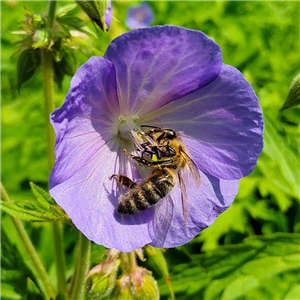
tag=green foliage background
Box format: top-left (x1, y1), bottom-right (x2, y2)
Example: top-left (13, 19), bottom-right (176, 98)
top-left (1, 1), bottom-right (299, 300)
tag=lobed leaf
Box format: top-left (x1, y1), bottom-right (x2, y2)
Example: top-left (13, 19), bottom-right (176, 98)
top-left (158, 233), bottom-right (300, 299)
top-left (17, 48), bottom-right (40, 91)
top-left (30, 182), bottom-right (56, 206)
top-left (259, 115), bottom-right (299, 200)
top-left (1, 183), bottom-right (69, 222)
top-left (1, 201), bottom-right (65, 222)
top-left (1, 228), bottom-right (32, 299)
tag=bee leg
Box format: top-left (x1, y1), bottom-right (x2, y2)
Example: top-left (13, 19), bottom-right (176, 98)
top-left (109, 174), bottom-right (136, 189)
top-left (123, 148), bottom-right (174, 166)
top-left (123, 149), bottom-right (153, 167)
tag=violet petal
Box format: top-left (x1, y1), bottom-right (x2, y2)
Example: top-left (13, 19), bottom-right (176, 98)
top-left (143, 64), bottom-right (263, 180)
top-left (104, 0), bottom-right (113, 31)
top-left (104, 25), bottom-right (222, 115)
top-left (49, 56), bottom-right (153, 251)
top-left (148, 171), bottom-right (239, 248)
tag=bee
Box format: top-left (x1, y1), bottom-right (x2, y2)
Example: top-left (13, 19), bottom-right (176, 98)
top-left (110, 127), bottom-right (201, 221)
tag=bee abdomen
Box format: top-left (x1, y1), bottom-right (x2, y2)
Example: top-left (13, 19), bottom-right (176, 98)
top-left (117, 171), bottom-right (175, 215)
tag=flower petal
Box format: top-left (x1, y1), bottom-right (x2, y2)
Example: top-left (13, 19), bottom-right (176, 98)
top-left (49, 56), bottom-right (153, 251)
top-left (148, 172), bottom-right (239, 248)
top-left (50, 143), bottom-right (153, 251)
top-left (143, 64), bottom-right (263, 179)
top-left (50, 56), bottom-right (119, 185)
top-left (104, 25), bottom-right (222, 115)
top-left (104, 0), bottom-right (113, 31)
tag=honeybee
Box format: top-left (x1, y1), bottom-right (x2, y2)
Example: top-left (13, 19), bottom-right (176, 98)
top-left (110, 127), bottom-right (201, 221)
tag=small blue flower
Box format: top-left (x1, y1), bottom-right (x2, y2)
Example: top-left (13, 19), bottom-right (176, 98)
top-left (126, 3), bottom-right (154, 29)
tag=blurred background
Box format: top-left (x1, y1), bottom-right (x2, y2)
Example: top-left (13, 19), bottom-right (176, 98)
top-left (1, 1), bottom-right (299, 299)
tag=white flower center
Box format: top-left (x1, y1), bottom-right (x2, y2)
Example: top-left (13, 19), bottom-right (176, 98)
top-left (118, 115), bottom-right (141, 140)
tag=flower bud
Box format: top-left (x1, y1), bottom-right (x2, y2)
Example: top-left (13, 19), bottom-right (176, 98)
top-left (280, 73), bottom-right (300, 113)
top-left (77, 0), bottom-right (112, 32)
top-left (32, 30), bottom-right (51, 49)
top-left (31, 13), bottom-right (46, 29)
top-left (85, 258), bottom-right (120, 299)
top-left (131, 267), bottom-right (159, 300)
top-left (110, 275), bottom-right (133, 300)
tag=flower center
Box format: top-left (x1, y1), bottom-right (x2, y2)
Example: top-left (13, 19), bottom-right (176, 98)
top-left (118, 115), bottom-right (141, 140)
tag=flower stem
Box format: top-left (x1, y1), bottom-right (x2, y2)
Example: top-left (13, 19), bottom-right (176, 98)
top-left (1, 183), bottom-right (56, 299)
top-left (47, 0), bottom-right (57, 29)
top-left (128, 251), bottom-right (137, 273)
top-left (41, 46), bottom-right (67, 295)
top-left (52, 222), bottom-right (68, 294)
top-left (41, 48), bottom-right (55, 170)
top-left (70, 233), bottom-right (91, 300)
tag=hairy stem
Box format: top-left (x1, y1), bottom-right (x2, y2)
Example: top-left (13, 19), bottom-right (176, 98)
top-left (41, 47), bottom-right (67, 295)
top-left (1, 183), bottom-right (56, 299)
top-left (41, 48), bottom-right (55, 170)
top-left (52, 222), bottom-right (68, 294)
top-left (47, 0), bottom-right (57, 29)
top-left (70, 233), bottom-right (91, 300)
top-left (128, 251), bottom-right (137, 273)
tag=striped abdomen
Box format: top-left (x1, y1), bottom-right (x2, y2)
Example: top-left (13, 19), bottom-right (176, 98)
top-left (117, 169), bottom-right (175, 214)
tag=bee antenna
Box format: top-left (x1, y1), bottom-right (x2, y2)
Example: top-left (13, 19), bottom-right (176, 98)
top-left (140, 125), bottom-right (161, 129)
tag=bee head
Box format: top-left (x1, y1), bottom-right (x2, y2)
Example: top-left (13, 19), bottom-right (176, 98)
top-left (162, 129), bottom-right (176, 139)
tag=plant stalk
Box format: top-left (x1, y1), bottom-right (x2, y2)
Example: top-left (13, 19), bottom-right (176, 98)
top-left (70, 233), bottom-right (91, 300)
top-left (1, 183), bottom-right (56, 300)
top-left (47, 0), bottom-right (57, 29)
top-left (128, 251), bottom-right (137, 273)
top-left (41, 48), bottom-right (55, 170)
top-left (52, 221), bottom-right (68, 294)
top-left (41, 30), bottom-right (67, 295)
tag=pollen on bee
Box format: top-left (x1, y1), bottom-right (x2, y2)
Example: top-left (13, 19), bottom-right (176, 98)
top-left (152, 154), bottom-right (158, 162)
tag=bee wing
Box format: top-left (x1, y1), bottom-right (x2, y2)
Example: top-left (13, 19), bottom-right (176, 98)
top-left (178, 171), bottom-right (188, 224)
top-left (180, 149), bottom-right (201, 188)
top-left (178, 149), bottom-right (201, 225)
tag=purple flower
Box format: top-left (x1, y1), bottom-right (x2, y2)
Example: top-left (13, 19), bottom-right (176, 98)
top-left (49, 26), bottom-right (263, 252)
top-left (126, 2), bottom-right (154, 29)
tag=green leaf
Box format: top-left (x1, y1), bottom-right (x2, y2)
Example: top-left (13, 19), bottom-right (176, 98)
top-left (17, 48), bottom-right (40, 91)
top-left (158, 233), bottom-right (300, 300)
top-left (280, 73), bottom-right (300, 113)
top-left (1, 183), bottom-right (69, 222)
top-left (259, 115), bottom-right (300, 200)
top-left (1, 228), bottom-right (30, 299)
top-left (1, 201), bottom-right (64, 222)
top-left (29, 182), bottom-right (56, 207)
top-left (56, 3), bottom-right (97, 36)
top-left (26, 278), bottom-right (44, 300)
top-left (1, 283), bottom-right (22, 300)
top-left (195, 199), bottom-right (249, 251)
top-left (56, 3), bottom-right (78, 18)
top-left (57, 18), bottom-right (96, 37)
top-left (283, 284), bottom-right (300, 300)
top-left (55, 293), bottom-right (69, 300)
top-left (53, 49), bottom-right (77, 89)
